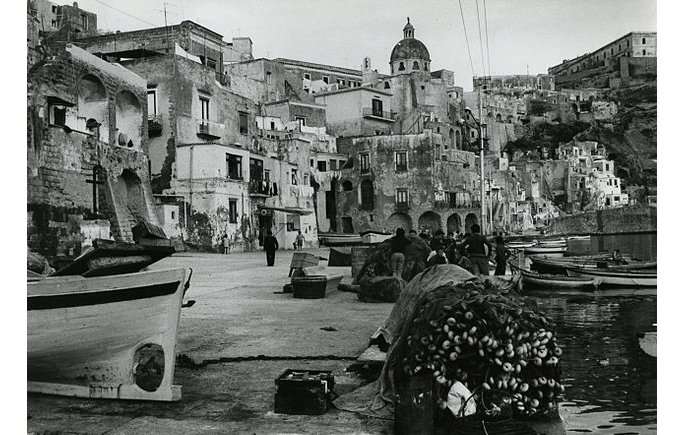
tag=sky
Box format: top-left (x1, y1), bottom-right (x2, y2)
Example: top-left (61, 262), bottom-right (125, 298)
top-left (70, 0), bottom-right (657, 90)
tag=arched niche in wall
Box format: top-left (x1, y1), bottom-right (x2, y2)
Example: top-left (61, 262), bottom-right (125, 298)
top-left (384, 82), bottom-right (391, 89)
top-left (116, 90), bottom-right (143, 149)
top-left (449, 128), bottom-right (456, 149)
top-left (387, 212), bottom-right (413, 232)
top-left (77, 74), bottom-right (109, 141)
top-left (412, 61), bottom-right (420, 70)
top-left (398, 62), bottom-right (405, 71)
top-left (418, 211), bottom-right (442, 234)
top-left (454, 130), bottom-right (462, 150)
top-left (342, 179), bottom-right (353, 192)
top-left (447, 213), bottom-right (462, 234)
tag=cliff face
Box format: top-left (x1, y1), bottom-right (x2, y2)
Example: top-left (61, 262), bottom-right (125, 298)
top-left (575, 82), bottom-right (657, 186)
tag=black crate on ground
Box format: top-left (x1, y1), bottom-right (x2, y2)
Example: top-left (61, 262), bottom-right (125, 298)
top-left (274, 369), bottom-right (335, 415)
top-left (291, 276), bottom-right (327, 299)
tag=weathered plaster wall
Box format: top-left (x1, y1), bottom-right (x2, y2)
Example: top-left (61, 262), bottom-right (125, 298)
top-left (548, 205), bottom-right (656, 235)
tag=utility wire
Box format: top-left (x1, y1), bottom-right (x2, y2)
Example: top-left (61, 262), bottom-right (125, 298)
top-left (474, 0), bottom-right (487, 77)
top-left (483, 0), bottom-right (492, 77)
top-left (458, 0), bottom-right (476, 77)
top-left (90, 0), bottom-right (158, 27)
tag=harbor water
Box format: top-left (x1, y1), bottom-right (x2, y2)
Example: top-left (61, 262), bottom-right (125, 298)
top-left (526, 232), bottom-right (657, 434)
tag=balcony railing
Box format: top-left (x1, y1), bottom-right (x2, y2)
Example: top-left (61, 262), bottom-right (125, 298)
top-left (148, 114), bottom-right (162, 137)
top-left (248, 179), bottom-right (272, 196)
top-left (395, 202), bottom-right (410, 212)
top-left (362, 107), bottom-right (395, 121)
top-left (196, 119), bottom-right (225, 139)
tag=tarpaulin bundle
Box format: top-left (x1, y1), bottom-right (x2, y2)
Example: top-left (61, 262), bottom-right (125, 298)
top-left (354, 234), bottom-right (431, 284)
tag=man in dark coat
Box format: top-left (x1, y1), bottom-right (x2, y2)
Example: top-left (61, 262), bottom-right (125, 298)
top-left (462, 224), bottom-right (492, 275)
top-left (494, 235), bottom-right (509, 275)
top-left (263, 231), bottom-right (279, 267)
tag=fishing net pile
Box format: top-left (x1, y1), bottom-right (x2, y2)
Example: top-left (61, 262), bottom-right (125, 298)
top-left (397, 281), bottom-right (563, 418)
top-left (354, 234), bottom-right (431, 303)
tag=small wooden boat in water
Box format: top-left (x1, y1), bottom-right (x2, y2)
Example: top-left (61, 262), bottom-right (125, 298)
top-left (529, 254), bottom-right (631, 275)
top-left (525, 246), bottom-right (568, 255)
top-left (567, 235), bottom-right (591, 241)
top-left (521, 269), bottom-right (598, 291)
top-left (27, 268), bottom-right (192, 401)
top-left (567, 266), bottom-right (657, 288)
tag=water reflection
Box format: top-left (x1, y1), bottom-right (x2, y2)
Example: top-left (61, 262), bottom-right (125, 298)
top-left (526, 290), bottom-right (657, 434)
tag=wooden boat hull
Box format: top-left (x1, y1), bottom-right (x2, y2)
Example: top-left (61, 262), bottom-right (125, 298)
top-left (567, 235), bottom-right (591, 241)
top-left (27, 268), bottom-right (191, 401)
top-left (318, 234), bottom-right (363, 246)
top-left (361, 233), bottom-right (392, 244)
top-left (567, 267), bottom-right (657, 288)
top-left (521, 270), bottom-right (598, 291)
top-left (525, 246), bottom-right (568, 255)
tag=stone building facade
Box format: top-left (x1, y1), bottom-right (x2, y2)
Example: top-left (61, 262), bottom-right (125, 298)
top-left (27, 43), bottom-right (157, 268)
top-left (335, 131), bottom-right (482, 236)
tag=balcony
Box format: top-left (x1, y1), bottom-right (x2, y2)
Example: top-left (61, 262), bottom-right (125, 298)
top-left (395, 202), bottom-right (410, 212)
top-left (148, 114), bottom-right (163, 137)
top-left (249, 179), bottom-right (272, 196)
top-left (196, 119), bottom-right (224, 139)
top-left (362, 107), bottom-right (395, 122)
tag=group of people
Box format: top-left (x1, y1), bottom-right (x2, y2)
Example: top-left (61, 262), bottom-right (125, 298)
top-left (390, 225), bottom-right (509, 276)
top-left (261, 230), bottom-right (306, 267)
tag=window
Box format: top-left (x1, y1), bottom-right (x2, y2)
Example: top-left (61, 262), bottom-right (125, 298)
top-left (51, 19), bottom-right (58, 27)
top-left (412, 61), bottom-right (420, 70)
top-left (396, 189), bottom-right (409, 205)
top-left (238, 111), bottom-right (249, 135)
top-left (384, 82), bottom-right (390, 89)
top-left (322, 76), bottom-right (329, 84)
top-left (618, 44), bottom-right (621, 50)
top-left (51, 105), bottom-right (67, 126)
top-left (642, 37), bottom-right (646, 44)
top-left (372, 98), bottom-right (383, 117)
top-left (264, 170), bottom-right (270, 182)
top-left (286, 214), bottom-right (301, 231)
top-left (360, 153), bottom-right (370, 173)
top-left (250, 158), bottom-right (263, 181)
top-left (227, 154), bottom-right (243, 180)
top-left (627, 40), bottom-right (630, 46)
top-left (228, 199), bottom-right (238, 223)
top-left (200, 97), bottom-right (210, 121)
top-left (339, 159), bottom-right (346, 169)
top-left (318, 161), bottom-right (327, 172)
top-left (342, 180), bottom-right (353, 191)
top-left (52, 5), bottom-right (57, 13)
top-left (398, 62), bottom-right (405, 71)
top-left (642, 50), bottom-right (646, 55)
top-left (330, 160), bottom-right (337, 170)
top-left (171, 210), bottom-right (176, 220)
top-left (270, 121), bottom-right (275, 130)
top-left (266, 72), bottom-right (272, 84)
top-left (395, 151), bottom-right (408, 172)
top-left (360, 180), bottom-right (374, 210)
top-left (304, 73), bottom-right (311, 80)
top-left (147, 89), bottom-right (157, 115)
top-left (295, 116), bottom-right (306, 126)
top-left (291, 168), bottom-right (298, 185)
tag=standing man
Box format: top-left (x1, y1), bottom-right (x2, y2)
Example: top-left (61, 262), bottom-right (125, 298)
top-left (296, 230), bottom-right (305, 250)
top-left (494, 235), bottom-right (509, 275)
top-left (389, 228), bottom-right (409, 278)
top-left (221, 233), bottom-right (229, 254)
top-left (264, 230), bottom-right (279, 267)
top-left (462, 224), bottom-right (492, 276)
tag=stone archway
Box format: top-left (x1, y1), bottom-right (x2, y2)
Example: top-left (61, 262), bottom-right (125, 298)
top-left (418, 211), bottom-right (442, 234)
top-left (447, 213), bottom-right (462, 235)
top-left (387, 212), bottom-right (413, 232)
top-left (116, 90), bottom-right (142, 149)
top-left (465, 213), bottom-right (478, 234)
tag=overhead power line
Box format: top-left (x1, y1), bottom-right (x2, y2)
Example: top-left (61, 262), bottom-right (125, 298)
top-left (458, 0), bottom-right (476, 77)
top-left (483, 0), bottom-right (492, 76)
top-left (90, 0), bottom-right (158, 27)
top-left (474, 0), bottom-right (487, 77)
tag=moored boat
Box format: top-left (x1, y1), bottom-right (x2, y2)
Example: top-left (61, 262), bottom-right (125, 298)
top-left (360, 230), bottom-right (392, 245)
top-left (567, 235), bottom-right (591, 241)
top-left (566, 266), bottom-right (657, 288)
top-left (525, 246), bottom-right (568, 255)
top-left (27, 268), bottom-right (192, 401)
top-left (529, 254), bottom-right (631, 275)
top-left (521, 269), bottom-right (598, 291)
top-left (318, 233), bottom-right (363, 246)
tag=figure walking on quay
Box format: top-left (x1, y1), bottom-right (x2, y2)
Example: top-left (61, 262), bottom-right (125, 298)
top-left (264, 231), bottom-right (279, 267)
top-left (295, 230), bottom-right (305, 250)
top-left (462, 224), bottom-right (492, 276)
top-left (389, 227), bottom-right (409, 278)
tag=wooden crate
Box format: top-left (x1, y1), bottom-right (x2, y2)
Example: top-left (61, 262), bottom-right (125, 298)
top-left (289, 252), bottom-right (319, 277)
top-left (275, 369), bottom-right (334, 415)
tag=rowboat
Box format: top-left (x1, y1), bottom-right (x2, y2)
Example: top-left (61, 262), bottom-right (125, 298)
top-left (360, 230), bottom-right (392, 245)
top-left (28, 267), bottom-right (192, 401)
top-left (318, 233), bottom-right (363, 246)
top-left (537, 238), bottom-right (566, 247)
top-left (521, 269), bottom-right (598, 291)
top-left (567, 235), bottom-right (591, 241)
top-left (525, 246), bottom-right (568, 255)
top-left (567, 266), bottom-right (657, 288)
top-left (529, 254), bottom-right (631, 275)
top-left (505, 241), bottom-right (537, 249)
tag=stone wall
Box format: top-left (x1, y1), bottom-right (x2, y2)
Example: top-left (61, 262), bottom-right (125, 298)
top-left (27, 43), bottom-right (156, 266)
top-left (548, 205), bottom-right (656, 235)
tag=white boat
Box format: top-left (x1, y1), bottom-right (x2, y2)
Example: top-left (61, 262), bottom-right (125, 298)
top-left (318, 233), bottom-right (362, 246)
top-left (360, 231), bottom-right (392, 245)
top-left (27, 268), bottom-right (192, 401)
top-left (505, 241), bottom-right (537, 249)
top-left (525, 246), bottom-right (568, 255)
top-left (567, 266), bottom-right (657, 288)
top-left (567, 235), bottom-right (591, 241)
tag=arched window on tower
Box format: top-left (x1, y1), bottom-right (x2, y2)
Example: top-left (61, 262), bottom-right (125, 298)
top-left (398, 62), bottom-right (405, 71)
top-left (412, 61), bottom-right (420, 70)
top-left (424, 62), bottom-right (428, 71)
top-left (384, 82), bottom-right (390, 89)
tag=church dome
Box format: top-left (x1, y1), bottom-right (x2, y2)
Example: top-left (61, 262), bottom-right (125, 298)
top-left (390, 18), bottom-right (431, 63)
